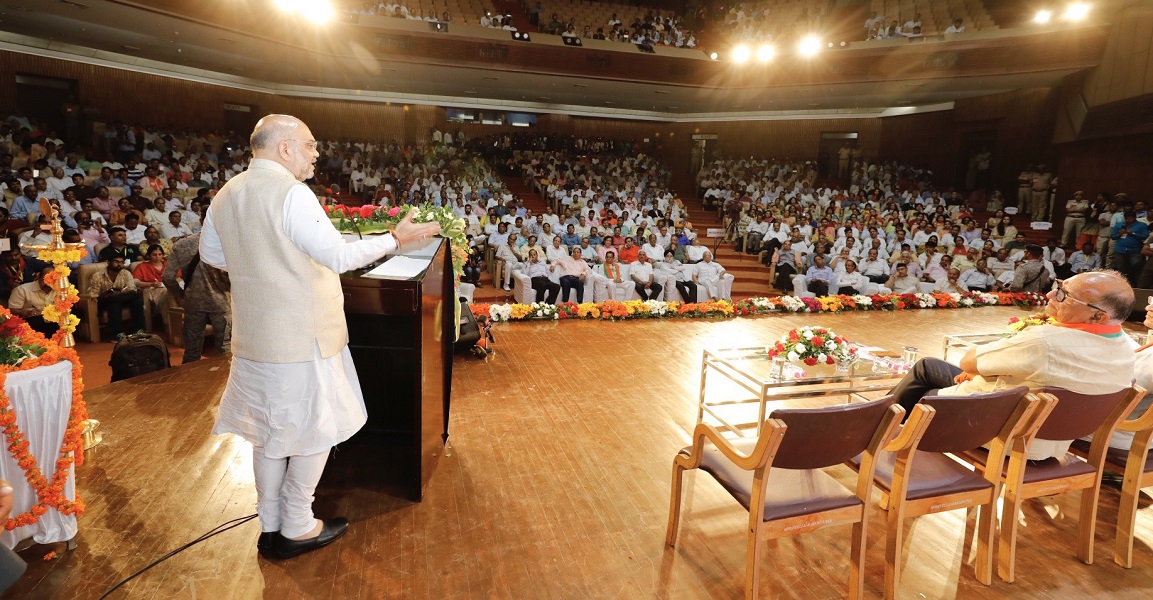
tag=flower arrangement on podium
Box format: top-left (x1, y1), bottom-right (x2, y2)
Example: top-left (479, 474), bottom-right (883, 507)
top-left (768, 326), bottom-right (855, 367)
top-left (0, 307), bottom-right (86, 531)
top-left (324, 202), bottom-right (468, 286)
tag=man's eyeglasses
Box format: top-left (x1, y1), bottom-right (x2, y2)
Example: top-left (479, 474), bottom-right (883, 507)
top-left (1053, 279), bottom-right (1107, 313)
top-left (287, 139), bottom-right (318, 150)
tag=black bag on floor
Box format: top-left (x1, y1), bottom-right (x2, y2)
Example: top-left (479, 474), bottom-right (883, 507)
top-left (109, 333), bottom-right (171, 382)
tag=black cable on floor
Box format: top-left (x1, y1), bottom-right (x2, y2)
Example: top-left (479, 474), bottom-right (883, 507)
top-left (96, 513), bottom-right (258, 599)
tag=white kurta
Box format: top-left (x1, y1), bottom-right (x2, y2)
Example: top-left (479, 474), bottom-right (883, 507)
top-left (200, 183), bottom-right (398, 458)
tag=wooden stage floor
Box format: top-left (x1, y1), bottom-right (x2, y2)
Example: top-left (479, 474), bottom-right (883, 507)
top-left (8, 306), bottom-right (1153, 599)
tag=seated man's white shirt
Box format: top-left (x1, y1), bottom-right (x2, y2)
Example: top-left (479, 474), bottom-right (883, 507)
top-left (940, 324), bottom-right (1135, 460)
top-left (1106, 347), bottom-right (1153, 450)
top-left (545, 245), bottom-right (569, 263)
top-left (641, 243), bottom-right (664, 260)
top-left (629, 260), bottom-right (655, 282)
top-left (159, 221), bottom-right (193, 239)
top-left (123, 226), bottom-right (147, 245)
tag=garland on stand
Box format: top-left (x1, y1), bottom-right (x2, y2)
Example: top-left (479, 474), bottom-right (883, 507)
top-left (0, 308), bottom-right (86, 531)
top-left (36, 248), bottom-right (83, 339)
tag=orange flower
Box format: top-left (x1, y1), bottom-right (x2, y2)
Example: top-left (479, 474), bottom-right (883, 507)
top-left (0, 306), bottom-right (86, 531)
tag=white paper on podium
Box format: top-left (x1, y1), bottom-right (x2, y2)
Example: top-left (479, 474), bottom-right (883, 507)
top-left (402, 237), bottom-right (440, 258)
top-left (363, 256), bottom-right (432, 279)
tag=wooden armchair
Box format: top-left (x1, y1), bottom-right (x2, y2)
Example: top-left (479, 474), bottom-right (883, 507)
top-left (849, 387), bottom-right (1044, 599)
top-left (957, 386), bottom-right (1143, 582)
top-left (666, 396), bottom-right (904, 600)
top-left (1070, 394), bottom-right (1153, 568)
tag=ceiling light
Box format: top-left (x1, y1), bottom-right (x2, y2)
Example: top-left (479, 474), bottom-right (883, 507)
top-left (301, 1), bottom-right (334, 24)
top-left (731, 45), bottom-right (751, 63)
top-left (755, 45), bottom-right (774, 62)
top-left (798, 36), bottom-right (821, 57)
top-left (1034, 9), bottom-right (1052, 23)
top-left (1063, 2), bottom-right (1090, 21)
top-left (708, 52), bottom-right (718, 60)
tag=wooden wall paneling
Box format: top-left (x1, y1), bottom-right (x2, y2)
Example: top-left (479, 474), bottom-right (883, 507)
top-left (1056, 133), bottom-right (1153, 211)
top-left (951, 88), bottom-right (1060, 195)
top-left (878, 110), bottom-right (956, 186)
top-left (686, 119), bottom-right (882, 163)
top-left (1079, 0), bottom-right (1153, 107)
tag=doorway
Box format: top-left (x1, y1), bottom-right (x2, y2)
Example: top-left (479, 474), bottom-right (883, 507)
top-left (222, 102), bottom-right (259, 137)
top-left (15, 73), bottom-right (79, 143)
top-left (817, 131), bottom-right (859, 181)
top-left (958, 130), bottom-right (996, 192)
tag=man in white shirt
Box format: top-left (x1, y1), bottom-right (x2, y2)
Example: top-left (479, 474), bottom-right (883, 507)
top-left (889, 271), bottom-right (1136, 461)
top-left (693, 251), bottom-right (727, 300)
top-left (159, 211), bottom-right (193, 240)
top-left (630, 250), bottom-right (663, 300)
top-left (545, 236), bottom-right (569, 263)
top-left (494, 234), bottom-right (524, 291)
top-left (641, 234), bottom-right (664, 264)
top-left (123, 213), bottom-right (148, 245)
top-left (858, 248), bottom-right (890, 284)
top-left (944, 18), bottom-right (966, 33)
top-left (200, 114), bottom-right (440, 560)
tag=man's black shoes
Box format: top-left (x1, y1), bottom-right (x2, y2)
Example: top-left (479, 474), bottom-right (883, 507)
top-left (268, 518), bottom-right (349, 559)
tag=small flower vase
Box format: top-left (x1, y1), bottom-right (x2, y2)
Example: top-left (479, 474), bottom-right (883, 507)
top-left (793, 360), bottom-right (837, 378)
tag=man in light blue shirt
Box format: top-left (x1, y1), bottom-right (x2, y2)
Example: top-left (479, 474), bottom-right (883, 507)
top-left (806, 254), bottom-right (834, 296)
top-left (560, 224), bottom-right (581, 247)
top-left (9, 186), bottom-right (39, 221)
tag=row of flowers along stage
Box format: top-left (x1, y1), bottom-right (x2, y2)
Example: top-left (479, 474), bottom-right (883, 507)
top-left (469, 291), bottom-right (1049, 322)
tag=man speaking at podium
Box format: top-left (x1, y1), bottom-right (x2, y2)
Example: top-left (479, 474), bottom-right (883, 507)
top-left (200, 115), bottom-right (441, 560)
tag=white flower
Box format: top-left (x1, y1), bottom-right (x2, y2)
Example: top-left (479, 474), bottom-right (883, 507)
top-left (794, 342), bottom-right (807, 354)
top-left (825, 340), bottom-right (836, 350)
top-left (787, 351), bottom-right (799, 361)
top-left (802, 330), bottom-right (814, 339)
top-left (489, 304), bottom-right (512, 322)
top-left (818, 353), bottom-right (827, 362)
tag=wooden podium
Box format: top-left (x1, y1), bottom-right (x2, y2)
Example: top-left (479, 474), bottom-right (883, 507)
top-left (337, 238), bottom-right (454, 501)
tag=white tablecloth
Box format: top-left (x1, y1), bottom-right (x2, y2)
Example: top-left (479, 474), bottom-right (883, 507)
top-left (0, 360), bottom-right (77, 549)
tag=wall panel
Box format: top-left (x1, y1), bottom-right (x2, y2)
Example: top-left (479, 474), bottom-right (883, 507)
top-left (1057, 133), bottom-right (1153, 211)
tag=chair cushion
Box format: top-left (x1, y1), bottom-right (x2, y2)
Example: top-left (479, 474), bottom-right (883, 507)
top-left (685, 438), bottom-right (861, 522)
top-left (959, 447), bottom-right (1096, 483)
top-left (869, 450), bottom-right (993, 501)
top-left (1069, 439), bottom-right (1153, 472)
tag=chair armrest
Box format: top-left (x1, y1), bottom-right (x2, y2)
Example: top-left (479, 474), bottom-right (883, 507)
top-left (679, 420), bottom-right (786, 471)
top-left (1116, 386), bottom-right (1152, 432)
top-left (882, 404), bottom-right (935, 452)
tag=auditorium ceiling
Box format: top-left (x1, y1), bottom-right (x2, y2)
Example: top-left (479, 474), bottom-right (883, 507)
top-left (0, 0), bottom-right (1110, 120)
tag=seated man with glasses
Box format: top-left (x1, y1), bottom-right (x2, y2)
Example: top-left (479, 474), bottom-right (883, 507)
top-left (888, 271), bottom-right (1137, 460)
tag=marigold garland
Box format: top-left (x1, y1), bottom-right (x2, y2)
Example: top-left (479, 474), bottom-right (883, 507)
top-left (472, 292), bottom-right (1047, 323)
top-left (0, 307), bottom-right (87, 531)
top-left (39, 264), bottom-right (81, 338)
